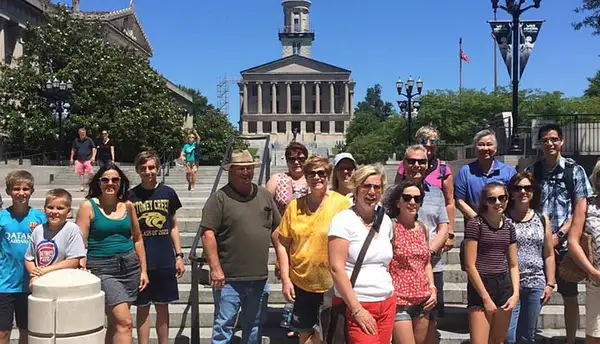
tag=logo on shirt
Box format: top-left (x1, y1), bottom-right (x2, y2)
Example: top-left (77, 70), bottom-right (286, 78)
top-left (36, 240), bottom-right (58, 267)
top-left (139, 212), bottom-right (167, 229)
top-left (5, 232), bottom-right (29, 244)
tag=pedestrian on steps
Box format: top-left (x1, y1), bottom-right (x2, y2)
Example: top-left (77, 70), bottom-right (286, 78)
top-left (96, 129), bottom-right (115, 169)
top-left (70, 128), bottom-right (96, 192)
top-left (180, 130), bottom-right (200, 191)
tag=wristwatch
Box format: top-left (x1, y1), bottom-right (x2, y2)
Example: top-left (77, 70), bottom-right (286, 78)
top-left (175, 252), bottom-right (184, 259)
top-left (546, 283), bottom-right (556, 290)
top-left (557, 230), bottom-right (566, 239)
top-left (448, 233), bottom-right (455, 240)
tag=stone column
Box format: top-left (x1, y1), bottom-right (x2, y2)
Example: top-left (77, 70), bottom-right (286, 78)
top-left (329, 82), bottom-right (335, 114)
top-left (12, 26), bottom-right (23, 64)
top-left (315, 82), bottom-right (321, 114)
top-left (257, 121), bottom-right (263, 134)
top-left (257, 82), bottom-right (263, 114)
top-left (243, 82), bottom-right (248, 115)
top-left (286, 81), bottom-right (292, 115)
top-left (242, 121), bottom-right (248, 134)
top-left (300, 81), bottom-right (306, 114)
top-left (0, 19), bottom-right (5, 65)
top-left (350, 82), bottom-right (355, 117)
top-left (344, 82), bottom-right (350, 114)
top-left (286, 121), bottom-right (292, 140)
top-left (300, 121), bottom-right (306, 140)
top-left (271, 120), bottom-right (277, 134)
top-left (315, 120), bottom-right (321, 133)
top-left (271, 82), bottom-right (277, 114)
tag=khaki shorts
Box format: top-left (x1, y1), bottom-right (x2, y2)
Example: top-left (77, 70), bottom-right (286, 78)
top-left (586, 282), bottom-right (600, 338)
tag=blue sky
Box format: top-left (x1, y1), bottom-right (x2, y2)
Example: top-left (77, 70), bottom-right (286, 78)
top-left (71, 1), bottom-right (598, 125)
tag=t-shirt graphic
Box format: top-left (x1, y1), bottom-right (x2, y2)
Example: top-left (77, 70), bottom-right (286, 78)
top-left (25, 222), bottom-right (86, 268)
top-left (0, 207), bottom-right (46, 293)
top-left (129, 184), bottom-right (182, 270)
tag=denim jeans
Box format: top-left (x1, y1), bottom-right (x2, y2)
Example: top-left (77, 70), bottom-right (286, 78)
top-left (212, 279), bottom-right (270, 344)
top-left (507, 287), bottom-right (544, 343)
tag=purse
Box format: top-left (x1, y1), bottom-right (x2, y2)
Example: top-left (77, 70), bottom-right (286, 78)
top-left (559, 231), bottom-right (594, 283)
top-left (321, 205), bottom-right (385, 344)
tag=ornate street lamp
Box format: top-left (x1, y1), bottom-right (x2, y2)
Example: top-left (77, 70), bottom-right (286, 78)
top-left (45, 78), bottom-right (74, 165)
top-left (396, 76), bottom-right (423, 145)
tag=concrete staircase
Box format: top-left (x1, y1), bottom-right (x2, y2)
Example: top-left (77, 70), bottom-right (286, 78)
top-left (2, 164), bottom-right (588, 343)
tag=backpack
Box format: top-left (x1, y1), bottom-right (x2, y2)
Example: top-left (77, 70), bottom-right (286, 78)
top-left (532, 159), bottom-right (576, 205)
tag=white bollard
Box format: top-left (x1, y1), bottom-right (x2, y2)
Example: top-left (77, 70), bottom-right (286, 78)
top-left (28, 269), bottom-right (106, 344)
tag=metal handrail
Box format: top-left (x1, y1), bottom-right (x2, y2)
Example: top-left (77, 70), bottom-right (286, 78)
top-left (188, 135), bottom-right (271, 344)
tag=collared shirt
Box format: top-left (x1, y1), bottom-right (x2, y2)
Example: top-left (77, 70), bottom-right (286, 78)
top-left (525, 156), bottom-right (593, 233)
top-left (454, 158), bottom-right (517, 208)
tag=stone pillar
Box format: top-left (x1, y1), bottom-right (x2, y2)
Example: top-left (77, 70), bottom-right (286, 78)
top-left (344, 82), bottom-right (350, 114)
top-left (271, 82), bottom-right (277, 114)
top-left (315, 82), bottom-right (321, 114)
top-left (286, 82), bottom-right (292, 115)
top-left (271, 120), bottom-right (277, 134)
top-left (12, 26), bottom-right (23, 63)
top-left (315, 120), bottom-right (321, 133)
top-left (329, 82), bottom-right (335, 114)
top-left (300, 81), bottom-right (306, 114)
top-left (286, 121), bottom-right (292, 140)
top-left (0, 19), bottom-right (5, 65)
top-left (242, 121), bottom-right (248, 134)
top-left (350, 82), bottom-right (355, 117)
top-left (243, 82), bottom-right (248, 115)
top-left (330, 120), bottom-right (335, 133)
top-left (257, 82), bottom-right (263, 114)
top-left (257, 121), bottom-right (263, 134)
top-left (28, 269), bottom-right (105, 343)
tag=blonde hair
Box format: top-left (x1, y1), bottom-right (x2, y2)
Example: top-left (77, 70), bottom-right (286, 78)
top-left (415, 125), bottom-right (440, 140)
top-left (403, 144), bottom-right (428, 160)
top-left (5, 170), bottom-right (34, 190)
top-left (45, 188), bottom-right (72, 207)
top-left (303, 155), bottom-right (332, 178)
top-left (590, 159), bottom-right (600, 193)
top-left (348, 164), bottom-right (387, 197)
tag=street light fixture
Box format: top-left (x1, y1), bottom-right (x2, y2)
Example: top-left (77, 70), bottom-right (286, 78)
top-left (45, 77), bottom-right (74, 165)
top-left (492, 0), bottom-right (542, 154)
top-left (396, 75), bottom-right (423, 145)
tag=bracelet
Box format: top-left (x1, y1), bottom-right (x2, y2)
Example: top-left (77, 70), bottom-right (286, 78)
top-left (351, 308), bottom-right (363, 317)
top-left (546, 283), bottom-right (556, 289)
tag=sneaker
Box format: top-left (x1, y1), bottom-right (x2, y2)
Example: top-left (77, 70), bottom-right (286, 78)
top-left (80, 186), bottom-right (84, 192)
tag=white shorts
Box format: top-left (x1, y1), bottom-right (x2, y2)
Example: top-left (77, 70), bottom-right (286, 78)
top-left (586, 281), bottom-right (600, 337)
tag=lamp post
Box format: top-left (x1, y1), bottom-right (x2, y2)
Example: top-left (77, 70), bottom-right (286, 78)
top-left (491, 0), bottom-right (541, 154)
top-left (396, 76), bottom-right (423, 145)
top-left (45, 77), bottom-right (74, 165)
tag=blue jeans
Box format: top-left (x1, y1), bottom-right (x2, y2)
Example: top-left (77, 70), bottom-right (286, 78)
top-left (507, 287), bottom-right (544, 343)
top-left (212, 279), bottom-right (269, 344)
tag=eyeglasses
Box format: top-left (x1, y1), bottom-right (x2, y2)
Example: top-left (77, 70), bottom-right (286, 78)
top-left (484, 195), bottom-right (508, 204)
top-left (511, 185), bottom-right (534, 193)
top-left (286, 156), bottom-right (307, 163)
top-left (417, 138), bottom-right (439, 145)
top-left (401, 194), bottom-right (422, 203)
top-left (405, 158), bottom-right (427, 166)
top-left (100, 177), bottom-right (121, 184)
top-left (540, 137), bottom-right (561, 144)
top-left (306, 170), bottom-right (328, 179)
top-left (360, 183), bottom-right (382, 193)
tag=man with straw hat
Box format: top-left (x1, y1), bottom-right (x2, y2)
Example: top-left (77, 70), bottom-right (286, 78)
top-left (201, 150), bottom-right (281, 344)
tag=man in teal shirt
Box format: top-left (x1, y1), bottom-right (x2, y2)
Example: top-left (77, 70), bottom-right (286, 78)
top-left (180, 130), bottom-right (200, 191)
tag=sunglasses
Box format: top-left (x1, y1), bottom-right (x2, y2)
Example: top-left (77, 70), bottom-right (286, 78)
top-left (100, 177), bottom-right (121, 184)
top-left (511, 185), bottom-right (534, 193)
top-left (306, 170), bottom-right (328, 179)
top-left (401, 194), bottom-right (422, 203)
top-left (484, 195), bottom-right (508, 204)
top-left (417, 138), bottom-right (439, 145)
top-left (286, 156), bottom-right (307, 163)
top-left (360, 183), bottom-right (382, 192)
top-left (405, 158), bottom-right (427, 166)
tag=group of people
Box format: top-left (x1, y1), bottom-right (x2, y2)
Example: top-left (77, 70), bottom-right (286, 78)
top-left (69, 127), bottom-right (115, 192)
top-left (202, 123), bottom-right (600, 344)
top-left (0, 151), bottom-right (185, 344)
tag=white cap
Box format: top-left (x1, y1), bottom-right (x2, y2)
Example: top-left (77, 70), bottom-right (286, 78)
top-left (334, 153), bottom-right (357, 168)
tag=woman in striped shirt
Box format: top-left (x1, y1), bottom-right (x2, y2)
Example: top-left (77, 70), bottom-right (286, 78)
top-left (464, 182), bottom-right (519, 344)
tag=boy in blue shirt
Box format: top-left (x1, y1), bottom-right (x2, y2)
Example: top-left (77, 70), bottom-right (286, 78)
top-left (0, 170), bottom-right (46, 344)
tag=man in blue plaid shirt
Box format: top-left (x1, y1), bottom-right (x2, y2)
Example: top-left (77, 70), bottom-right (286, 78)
top-left (526, 123), bottom-right (593, 344)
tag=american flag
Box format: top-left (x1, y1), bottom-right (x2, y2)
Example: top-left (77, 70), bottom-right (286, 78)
top-left (460, 49), bottom-right (470, 63)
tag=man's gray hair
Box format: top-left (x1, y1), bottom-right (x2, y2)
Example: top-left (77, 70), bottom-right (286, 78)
top-left (472, 129), bottom-right (497, 147)
top-left (403, 144), bottom-right (428, 160)
top-left (415, 125), bottom-right (440, 140)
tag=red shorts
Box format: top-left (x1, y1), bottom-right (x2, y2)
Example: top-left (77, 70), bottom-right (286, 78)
top-left (332, 295), bottom-right (395, 344)
top-left (75, 160), bottom-right (93, 174)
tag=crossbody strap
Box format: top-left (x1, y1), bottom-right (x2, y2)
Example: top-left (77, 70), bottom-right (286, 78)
top-left (349, 205), bottom-right (384, 287)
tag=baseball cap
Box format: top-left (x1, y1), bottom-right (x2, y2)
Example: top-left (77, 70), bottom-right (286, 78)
top-left (333, 153), bottom-right (357, 168)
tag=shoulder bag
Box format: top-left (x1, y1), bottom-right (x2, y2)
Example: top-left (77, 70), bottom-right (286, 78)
top-left (321, 205), bottom-right (385, 344)
top-left (559, 198), bottom-right (595, 283)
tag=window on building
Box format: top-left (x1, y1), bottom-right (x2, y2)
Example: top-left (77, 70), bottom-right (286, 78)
top-left (277, 121), bottom-right (286, 133)
top-left (312, 85), bottom-right (317, 96)
top-left (292, 121), bottom-right (301, 134)
top-left (294, 16), bottom-right (300, 32)
top-left (312, 100), bottom-right (316, 112)
top-left (306, 121), bottom-right (315, 133)
top-left (248, 121), bottom-right (257, 133)
top-left (250, 84), bottom-right (257, 97)
top-left (334, 84), bottom-right (342, 96)
top-left (335, 121), bottom-right (344, 133)
top-left (263, 121), bottom-right (272, 133)
top-left (293, 42), bottom-right (301, 55)
top-left (291, 101), bottom-right (301, 114)
top-left (321, 121), bottom-right (330, 134)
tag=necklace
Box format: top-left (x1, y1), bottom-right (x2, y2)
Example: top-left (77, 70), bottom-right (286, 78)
top-left (353, 206), bottom-right (374, 228)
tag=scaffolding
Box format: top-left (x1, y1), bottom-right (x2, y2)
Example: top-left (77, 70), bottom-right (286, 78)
top-left (216, 77), bottom-right (239, 120)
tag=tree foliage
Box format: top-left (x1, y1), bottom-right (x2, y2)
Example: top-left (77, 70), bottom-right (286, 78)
top-left (0, 5), bottom-right (185, 161)
top-left (574, 0), bottom-right (600, 35)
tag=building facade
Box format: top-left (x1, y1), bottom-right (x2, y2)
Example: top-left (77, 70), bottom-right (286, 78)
top-left (239, 0), bottom-right (354, 149)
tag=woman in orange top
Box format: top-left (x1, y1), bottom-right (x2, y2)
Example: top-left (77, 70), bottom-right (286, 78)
top-left (273, 155), bottom-right (351, 344)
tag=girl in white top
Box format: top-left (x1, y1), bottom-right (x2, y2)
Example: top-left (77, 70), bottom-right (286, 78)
top-left (328, 164), bottom-right (395, 344)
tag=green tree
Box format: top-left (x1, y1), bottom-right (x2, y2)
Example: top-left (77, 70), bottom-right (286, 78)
top-left (193, 111), bottom-right (245, 165)
top-left (346, 84), bottom-right (397, 147)
top-left (584, 70), bottom-right (600, 97)
top-left (0, 5), bottom-right (185, 161)
top-left (574, 1), bottom-right (600, 35)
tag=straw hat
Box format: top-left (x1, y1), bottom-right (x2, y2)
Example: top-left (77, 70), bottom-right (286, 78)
top-left (222, 150), bottom-right (261, 171)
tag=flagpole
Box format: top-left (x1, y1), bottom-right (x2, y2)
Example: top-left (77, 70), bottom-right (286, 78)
top-left (459, 37), bottom-right (463, 94)
top-left (493, 10), bottom-right (498, 92)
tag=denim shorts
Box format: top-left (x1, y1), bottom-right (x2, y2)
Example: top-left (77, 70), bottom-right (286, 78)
top-left (291, 285), bottom-right (324, 332)
top-left (395, 302), bottom-right (430, 321)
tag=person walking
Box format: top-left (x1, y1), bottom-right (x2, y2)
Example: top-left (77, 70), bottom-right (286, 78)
top-left (96, 130), bottom-right (115, 169)
top-left (328, 164), bottom-right (395, 344)
top-left (274, 155), bottom-right (351, 344)
top-left (75, 163), bottom-right (149, 344)
top-left (505, 172), bottom-right (556, 344)
top-left (180, 130), bottom-right (200, 191)
top-left (70, 128), bottom-right (96, 192)
top-left (200, 150), bottom-right (280, 344)
top-left (464, 182), bottom-right (519, 344)
top-left (525, 123), bottom-right (593, 344)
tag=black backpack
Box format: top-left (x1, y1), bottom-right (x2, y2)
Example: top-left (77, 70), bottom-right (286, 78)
top-left (532, 159), bottom-right (576, 205)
